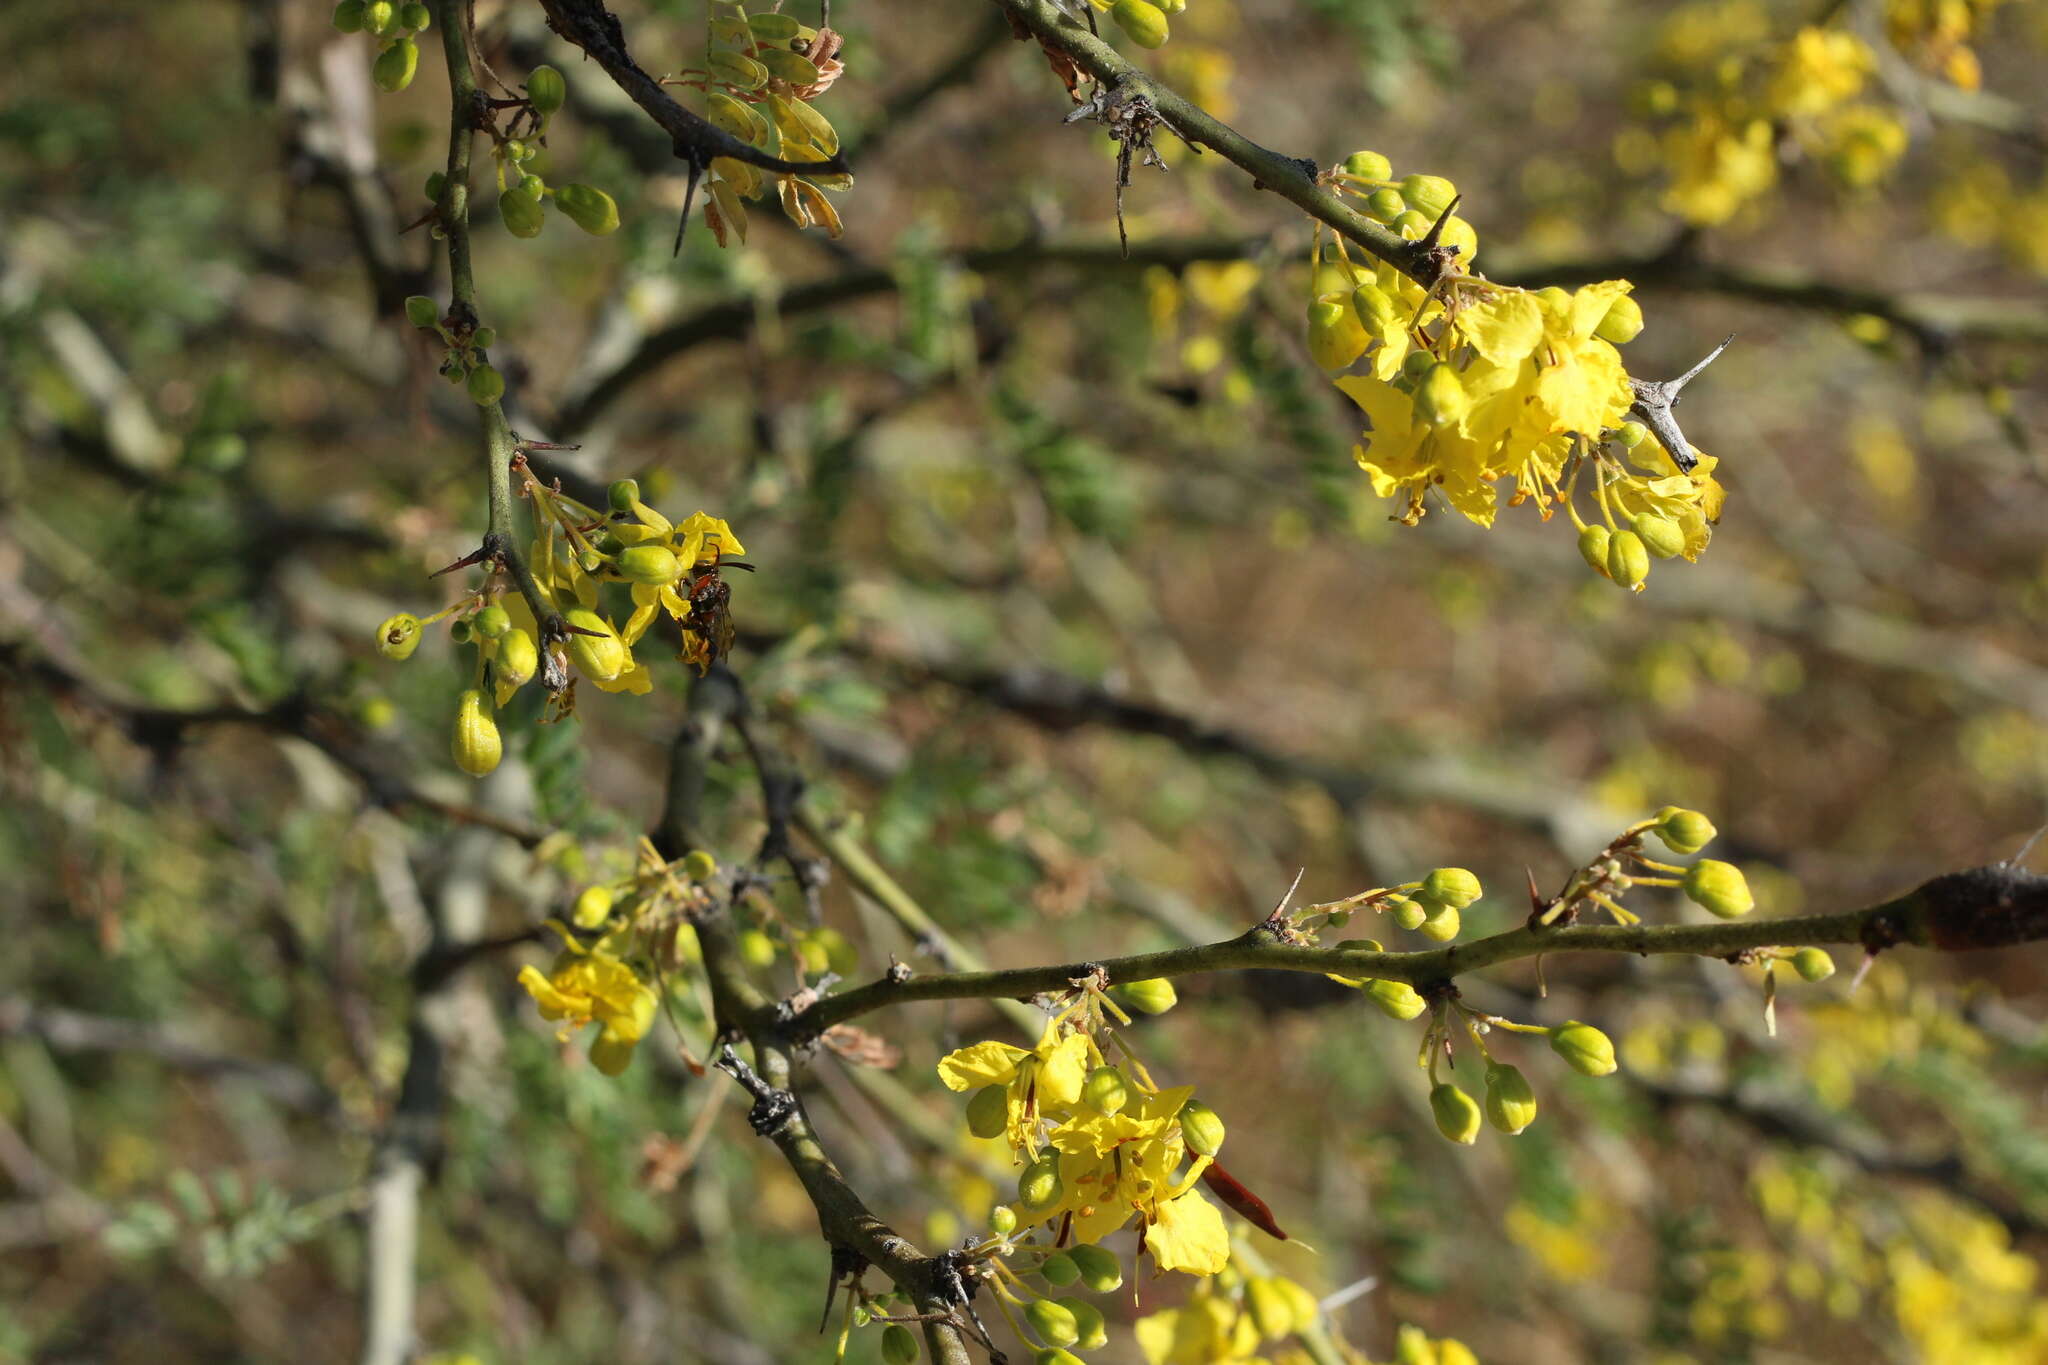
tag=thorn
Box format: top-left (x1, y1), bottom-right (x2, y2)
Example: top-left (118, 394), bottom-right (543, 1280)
top-left (1525, 866), bottom-right (1545, 913)
top-left (673, 156), bottom-right (705, 257)
top-left (1848, 951), bottom-right (1877, 995)
top-left (1670, 334), bottom-right (1736, 394)
top-left (429, 545), bottom-right (493, 578)
top-left (2006, 819), bottom-right (2048, 868)
top-left (1267, 867), bottom-right (1307, 922)
top-left (1627, 335), bottom-right (1734, 475)
top-left (1418, 194), bottom-right (1462, 252)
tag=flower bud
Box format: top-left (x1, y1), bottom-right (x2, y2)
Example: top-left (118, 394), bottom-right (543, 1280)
top-left (494, 627), bottom-right (537, 687)
top-left (1606, 528), bottom-right (1650, 589)
top-left (1792, 947), bottom-right (1836, 982)
top-left (1066, 1243), bottom-right (1122, 1293)
top-left (1364, 187), bottom-right (1406, 222)
top-left (1038, 1249), bottom-right (1079, 1287)
top-left (1033, 1351), bottom-right (1085, 1365)
top-left (399, 1), bottom-right (429, 30)
top-left (1438, 216), bottom-right (1479, 262)
top-left (332, 0), bottom-right (366, 32)
top-left (1017, 1156), bottom-right (1063, 1214)
top-left (1307, 297), bottom-right (1368, 372)
top-left (1417, 904), bottom-right (1460, 942)
top-left (988, 1205), bottom-right (1018, 1236)
top-left (1429, 1081), bottom-right (1482, 1144)
top-left (966, 1085), bottom-right (1009, 1140)
top-left (471, 326), bottom-right (496, 349)
top-left (1578, 522), bottom-right (1612, 577)
top-left (563, 609), bottom-right (627, 681)
top-left (1650, 806), bottom-right (1716, 855)
top-left (1058, 1298), bottom-right (1107, 1351)
top-left (473, 604), bottom-right (511, 639)
top-left (1414, 363), bottom-right (1470, 427)
top-left (1549, 1020), bottom-right (1617, 1077)
top-left (1365, 978), bottom-right (1426, 1020)
top-left (607, 479), bottom-right (641, 513)
top-left (737, 928), bottom-right (778, 969)
top-left (1616, 420), bottom-right (1648, 449)
top-left (556, 184), bottom-right (621, 236)
top-left (1025, 1299), bottom-right (1080, 1349)
top-left (1634, 513), bottom-right (1686, 560)
top-left (376, 612), bottom-right (422, 660)
top-left (363, 0), bottom-right (396, 34)
top-left (1684, 859), bottom-right (1754, 918)
top-left (683, 850), bottom-right (718, 882)
top-left (1388, 896), bottom-right (1427, 931)
top-left (402, 295), bottom-right (437, 329)
top-left (527, 65), bottom-right (567, 115)
top-left (616, 544), bottom-right (681, 586)
top-left (1109, 0), bottom-right (1170, 49)
top-left (1399, 173), bottom-right (1458, 220)
top-left (467, 363), bottom-right (505, 405)
top-left (1275, 1277), bottom-right (1320, 1330)
top-left (1423, 867), bottom-right (1482, 910)
top-left (1400, 347), bottom-right (1439, 381)
top-left (880, 1324), bottom-right (919, 1365)
top-left (1595, 294), bottom-right (1644, 345)
top-left (372, 37), bottom-right (418, 93)
top-left (572, 885), bottom-right (614, 930)
top-left (499, 187), bottom-right (545, 238)
top-left (1081, 1066), bottom-right (1129, 1115)
top-left (1179, 1099), bottom-right (1225, 1156)
top-left (1113, 978), bottom-right (1177, 1015)
top-left (1350, 282), bottom-right (1398, 339)
top-left (1343, 150), bottom-right (1392, 180)
top-left (1483, 1062), bottom-right (1538, 1134)
top-left (451, 689), bottom-right (502, 777)
top-left (1245, 1277), bottom-right (1295, 1339)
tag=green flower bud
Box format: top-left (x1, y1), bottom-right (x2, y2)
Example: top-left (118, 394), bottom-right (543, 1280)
top-left (1245, 1277), bottom-right (1295, 1339)
top-left (447, 617), bottom-right (473, 645)
top-left (1634, 513), bottom-right (1686, 560)
top-left (363, 0), bottom-right (396, 35)
top-left (988, 1204), bottom-right (1018, 1236)
top-left (1066, 1243), bottom-right (1122, 1293)
top-left (1364, 187), bottom-right (1406, 222)
top-left (1113, 978), bottom-right (1177, 1015)
top-left (608, 479), bottom-right (642, 513)
top-left (372, 37), bottom-right (418, 93)
top-left (1399, 347), bottom-right (1438, 382)
top-left (1616, 419), bottom-right (1648, 449)
top-left (1578, 522), bottom-right (1613, 577)
top-left (1179, 1099), bottom-right (1225, 1156)
top-left (556, 183), bottom-right (621, 236)
top-left (1017, 1155), bottom-right (1064, 1214)
top-left (1414, 363), bottom-right (1470, 427)
top-left (1351, 282), bottom-right (1398, 338)
top-left (1549, 1020), bottom-right (1618, 1077)
top-left (473, 604), bottom-right (511, 639)
top-left (617, 544), bottom-right (681, 586)
top-left (1388, 896), bottom-right (1427, 931)
top-left (1684, 859), bottom-right (1754, 918)
top-left (682, 850), bottom-right (718, 882)
top-left (1650, 806), bottom-right (1717, 855)
top-left (1058, 1298), bottom-right (1107, 1351)
top-left (1535, 285), bottom-right (1573, 313)
top-left (1109, 0), bottom-right (1170, 49)
top-left (1438, 215), bottom-right (1479, 262)
top-left (1033, 1351), bottom-right (1085, 1365)
top-left (572, 884), bottom-right (614, 930)
top-left (451, 689), bottom-right (502, 777)
top-left (1390, 208), bottom-right (1433, 240)
top-left (1606, 528), bottom-right (1650, 589)
top-left (880, 1323), bottom-right (919, 1365)
top-left (1274, 1277), bottom-right (1320, 1331)
top-left (966, 1085), bottom-right (1009, 1140)
top-left (1081, 1066), bottom-right (1129, 1115)
top-left (1594, 294), bottom-right (1644, 345)
top-left (499, 187), bottom-right (545, 238)
top-left (527, 65), bottom-right (567, 115)
top-left (1343, 150), bottom-right (1392, 180)
top-left (1792, 947), bottom-right (1836, 982)
top-left (403, 294), bottom-right (439, 329)
top-left (1423, 867), bottom-right (1482, 910)
top-left (1039, 1249), bottom-right (1080, 1287)
top-left (376, 612), bottom-right (422, 660)
top-left (1429, 1081), bottom-right (1482, 1144)
top-left (563, 608), bottom-right (627, 681)
top-left (471, 326), bottom-right (496, 349)
top-left (504, 140), bottom-right (529, 164)
top-left (399, 1), bottom-right (430, 30)
top-left (1365, 978), bottom-right (1427, 1020)
top-left (1417, 904), bottom-right (1460, 942)
top-left (1307, 297), bottom-right (1368, 371)
top-left (806, 926), bottom-right (859, 976)
top-left (333, 0), bottom-right (367, 33)
top-left (494, 627), bottom-right (537, 687)
top-left (1025, 1298), bottom-right (1080, 1349)
top-left (467, 363), bottom-right (505, 405)
top-left (1399, 173), bottom-right (1458, 220)
top-left (737, 928), bottom-right (778, 969)
top-left (1483, 1062), bottom-right (1538, 1135)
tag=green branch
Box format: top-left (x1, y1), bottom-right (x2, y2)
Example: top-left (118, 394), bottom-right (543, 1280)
top-left (795, 864), bottom-right (2048, 1034)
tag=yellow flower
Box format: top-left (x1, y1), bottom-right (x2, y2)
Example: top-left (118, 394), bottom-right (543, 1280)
top-left (517, 934), bottom-right (659, 1076)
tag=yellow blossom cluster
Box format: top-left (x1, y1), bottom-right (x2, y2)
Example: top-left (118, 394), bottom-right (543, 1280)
top-left (517, 925), bottom-right (660, 1076)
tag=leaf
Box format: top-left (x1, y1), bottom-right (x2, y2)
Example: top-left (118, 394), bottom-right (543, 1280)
top-left (768, 92), bottom-right (838, 157)
top-left (708, 49), bottom-right (768, 91)
top-left (757, 48), bottom-right (820, 87)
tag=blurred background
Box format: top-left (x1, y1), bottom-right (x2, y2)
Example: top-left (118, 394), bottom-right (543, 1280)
top-left (4, 0), bottom-right (2048, 1361)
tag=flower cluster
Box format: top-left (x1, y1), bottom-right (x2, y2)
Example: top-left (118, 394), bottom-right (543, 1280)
top-left (674, 2), bottom-right (849, 245)
top-left (1093, 0), bottom-right (1189, 51)
top-left (330, 0), bottom-right (429, 93)
top-left (485, 66), bottom-right (621, 244)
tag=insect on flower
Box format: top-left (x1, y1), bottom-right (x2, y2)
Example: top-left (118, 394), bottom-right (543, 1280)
top-left (681, 535), bottom-right (752, 674)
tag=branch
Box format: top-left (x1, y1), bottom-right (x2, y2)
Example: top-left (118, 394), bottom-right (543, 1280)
top-left (535, 0), bottom-right (852, 178)
top-left (793, 864), bottom-right (2048, 1033)
top-left (983, 0), bottom-right (1440, 284)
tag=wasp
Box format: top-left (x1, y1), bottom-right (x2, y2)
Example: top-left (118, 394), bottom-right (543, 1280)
top-left (680, 537), bottom-right (751, 675)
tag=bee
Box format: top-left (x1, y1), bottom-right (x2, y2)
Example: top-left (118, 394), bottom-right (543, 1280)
top-left (680, 538), bottom-right (751, 675)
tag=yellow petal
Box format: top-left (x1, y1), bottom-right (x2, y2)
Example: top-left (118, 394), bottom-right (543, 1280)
top-left (1459, 290), bottom-right (1544, 363)
top-left (1145, 1191), bottom-right (1231, 1275)
top-left (1036, 1033), bottom-right (1091, 1109)
top-left (936, 1041), bottom-right (1029, 1091)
